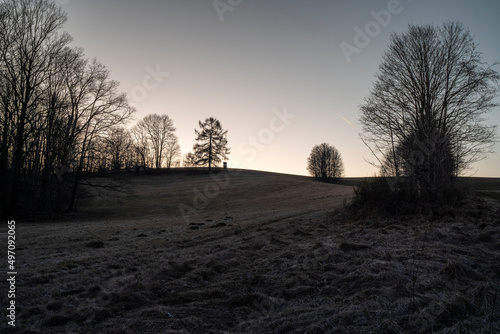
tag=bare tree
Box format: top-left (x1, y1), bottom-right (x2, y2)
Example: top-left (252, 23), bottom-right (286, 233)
top-left (0, 0), bottom-right (72, 215)
top-left (66, 59), bottom-right (134, 210)
top-left (360, 22), bottom-right (499, 197)
top-left (165, 134), bottom-right (181, 169)
top-left (134, 114), bottom-right (177, 169)
top-left (193, 117), bottom-right (230, 171)
top-left (102, 127), bottom-right (132, 171)
top-left (131, 124), bottom-right (152, 169)
top-left (307, 143), bottom-right (345, 180)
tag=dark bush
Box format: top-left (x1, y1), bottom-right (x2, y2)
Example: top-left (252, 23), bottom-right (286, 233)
top-left (354, 178), bottom-right (395, 205)
top-left (352, 177), bottom-right (468, 216)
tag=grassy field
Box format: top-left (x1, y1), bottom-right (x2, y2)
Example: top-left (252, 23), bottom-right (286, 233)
top-left (1, 170), bottom-right (499, 333)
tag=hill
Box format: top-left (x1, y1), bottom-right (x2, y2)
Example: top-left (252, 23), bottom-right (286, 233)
top-left (2, 170), bottom-right (499, 333)
top-left (79, 169), bottom-right (353, 221)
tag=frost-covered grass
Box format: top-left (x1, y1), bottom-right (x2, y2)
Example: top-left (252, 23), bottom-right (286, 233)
top-left (2, 171), bottom-right (499, 333)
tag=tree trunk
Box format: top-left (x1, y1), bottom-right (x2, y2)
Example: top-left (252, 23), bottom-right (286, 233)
top-left (208, 132), bottom-right (212, 172)
top-left (6, 98), bottom-right (29, 216)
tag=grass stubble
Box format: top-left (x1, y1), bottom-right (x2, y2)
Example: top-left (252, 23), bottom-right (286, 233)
top-left (1, 171), bottom-right (499, 333)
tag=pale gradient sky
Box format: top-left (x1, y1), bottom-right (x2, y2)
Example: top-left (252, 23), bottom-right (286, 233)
top-left (59, 0), bottom-right (500, 177)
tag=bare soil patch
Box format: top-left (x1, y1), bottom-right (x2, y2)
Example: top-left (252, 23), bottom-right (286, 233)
top-left (1, 170), bottom-right (499, 333)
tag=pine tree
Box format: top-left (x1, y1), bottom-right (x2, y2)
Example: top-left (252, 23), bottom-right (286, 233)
top-left (193, 117), bottom-right (230, 171)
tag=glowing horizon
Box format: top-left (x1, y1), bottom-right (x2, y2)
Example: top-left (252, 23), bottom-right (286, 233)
top-left (61, 0), bottom-right (500, 177)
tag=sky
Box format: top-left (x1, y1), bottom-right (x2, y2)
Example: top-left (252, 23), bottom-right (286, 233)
top-left (57, 0), bottom-right (500, 177)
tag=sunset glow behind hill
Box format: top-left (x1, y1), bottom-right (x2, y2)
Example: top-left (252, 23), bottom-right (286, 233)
top-left (61, 0), bottom-right (500, 176)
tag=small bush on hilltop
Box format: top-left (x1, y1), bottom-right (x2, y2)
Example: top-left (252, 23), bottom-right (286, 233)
top-left (307, 143), bottom-right (344, 182)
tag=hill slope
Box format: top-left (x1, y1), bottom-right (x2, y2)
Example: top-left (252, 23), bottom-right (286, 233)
top-left (2, 170), bottom-right (500, 333)
top-left (80, 169), bottom-right (353, 222)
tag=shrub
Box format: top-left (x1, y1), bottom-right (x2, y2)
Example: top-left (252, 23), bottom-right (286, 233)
top-left (352, 177), bottom-right (468, 216)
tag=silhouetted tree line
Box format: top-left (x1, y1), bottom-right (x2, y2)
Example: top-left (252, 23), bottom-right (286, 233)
top-left (0, 0), bottom-right (137, 216)
top-left (4, 2), bottom-right (493, 217)
top-left (0, 0), bottom-right (228, 216)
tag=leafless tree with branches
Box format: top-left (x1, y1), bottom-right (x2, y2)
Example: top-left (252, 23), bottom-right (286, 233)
top-left (360, 22), bottom-right (499, 197)
top-left (307, 143), bottom-right (345, 180)
top-left (133, 114), bottom-right (179, 169)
